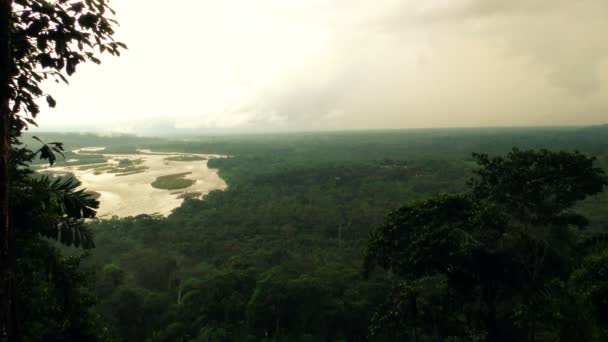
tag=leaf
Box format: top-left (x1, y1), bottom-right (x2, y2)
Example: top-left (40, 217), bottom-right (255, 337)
top-left (70, 2), bottom-right (85, 13)
top-left (66, 59), bottom-right (76, 75)
top-left (23, 117), bottom-right (38, 127)
top-left (78, 13), bottom-right (98, 28)
top-left (56, 73), bottom-right (69, 84)
top-left (36, 36), bottom-right (48, 50)
top-left (33, 137), bottom-right (66, 166)
top-left (46, 95), bottom-right (56, 108)
top-left (36, 145), bottom-right (56, 165)
top-left (49, 142), bottom-right (64, 150)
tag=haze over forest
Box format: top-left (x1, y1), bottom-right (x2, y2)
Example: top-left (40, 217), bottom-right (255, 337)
top-left (34, 0), bottom-right (608, 134)
top-left (4, 0), bottom-right (608, 341)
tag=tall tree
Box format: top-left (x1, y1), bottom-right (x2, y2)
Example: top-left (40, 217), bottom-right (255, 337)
top-left (365, 149), bottom-right (607, 341)
top-left (0, 1), bottom-right (15, 338)
top-left (0, 0), bottom-right (125, 339)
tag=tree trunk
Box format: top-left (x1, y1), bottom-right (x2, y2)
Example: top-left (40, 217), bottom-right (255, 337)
top-left (483, 284), bottom-right (498, 342)
top-left (177, 279), bottom-right (182, 305)
top-left (0, 0), bottom-right (15, 340)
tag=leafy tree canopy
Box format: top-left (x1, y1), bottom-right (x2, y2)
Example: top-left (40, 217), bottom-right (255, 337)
top-left (0, 0), bottom-right (124, 340)
top-left (365, 148), bottom-right (607, 341)
top-left (10, 0), bottom-right (125, 128)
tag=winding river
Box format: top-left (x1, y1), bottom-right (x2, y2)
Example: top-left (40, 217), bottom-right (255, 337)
top-left (41, 148), bottom-right (228, 218)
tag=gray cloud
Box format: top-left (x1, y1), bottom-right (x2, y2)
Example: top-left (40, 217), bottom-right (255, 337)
top-left (391, 0), bottom-right (608, 94)
top-left (37, 0), bottom-right (608, 132)
top-left (264, 0), bottom-right (608, 128)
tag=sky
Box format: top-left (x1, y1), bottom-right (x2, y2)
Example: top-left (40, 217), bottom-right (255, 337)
top-left (35, 0), bottom-right (608, 134)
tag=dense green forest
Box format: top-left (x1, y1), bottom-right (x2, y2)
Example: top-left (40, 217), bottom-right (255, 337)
top-left (19, 126), bottom-right (607, 341)
top-left (2, 0), bottom-right (607, 340)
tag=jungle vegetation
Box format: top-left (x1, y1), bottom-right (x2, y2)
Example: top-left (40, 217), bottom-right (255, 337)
top-left (26, 126), bottom-right (606, 341)
top-left (3, 1), bottom-right (606, 342)
top-left (0, 0), bottom-right (125, 339)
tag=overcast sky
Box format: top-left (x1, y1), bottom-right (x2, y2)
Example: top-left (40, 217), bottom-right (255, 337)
top-left (35, 0), bottom-right (608, 133)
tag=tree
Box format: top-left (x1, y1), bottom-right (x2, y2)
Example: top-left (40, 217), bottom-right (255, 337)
top-left (365, 149), bottom-right (607, 341)
top-left (8, 132), bottom-right (106, 341)
top-left (0, 0), bottom-right (124, 339)
top-left (569, 249), bottom-right (608, 340)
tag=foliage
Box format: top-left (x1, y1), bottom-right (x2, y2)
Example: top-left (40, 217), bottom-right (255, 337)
top-left (569, 249), bottom-right (608, 340)
top-left (16, 237), bottom-right (112, 341)
top-left (0, 0), bottom-right (125, 339)
top-left (67, 128), bottom-right (608, 341)
top-left (470, 149), bottom-right (606, 227)
top-left (364, 194), bottom-right (476, 279)
top-left (7, 129), bottom-right (107, 340)
top-left (365, 148), bottom-right (607, 341)
top-left (165, 155), bottom-right (207, 162)
top-left (31, 135), bottom-right (64, 165)
top-left (10, 0), bottom-right (125, 128)
top-left (151, 172), bottom-right (196, 190)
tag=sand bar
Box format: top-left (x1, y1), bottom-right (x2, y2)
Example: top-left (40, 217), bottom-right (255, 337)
top-left (42, 148), bottom-right (228, 218)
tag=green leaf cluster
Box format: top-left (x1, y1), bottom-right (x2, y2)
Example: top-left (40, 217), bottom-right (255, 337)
top-left (365, 148), bottom-right (608, 341)
top-left (10, 0), bottom-right (126, 130)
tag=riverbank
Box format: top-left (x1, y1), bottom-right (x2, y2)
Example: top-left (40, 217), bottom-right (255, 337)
top-left (41, 148), bottom-right (228, 218)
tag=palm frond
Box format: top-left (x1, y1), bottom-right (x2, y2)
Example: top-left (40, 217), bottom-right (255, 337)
top-left (21, 175), bottom-right (99, 249)
top-left (48, 177), bottom-right (99, 219)
top-left (40, 218), bottom-right (95, 249)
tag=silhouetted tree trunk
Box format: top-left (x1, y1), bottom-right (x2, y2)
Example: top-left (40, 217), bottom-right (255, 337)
top-left (0, 0), bottom-right (15, 340)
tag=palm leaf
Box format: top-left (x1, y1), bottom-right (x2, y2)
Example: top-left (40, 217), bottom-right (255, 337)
top-left (32, 136), bottom-right (65, 166)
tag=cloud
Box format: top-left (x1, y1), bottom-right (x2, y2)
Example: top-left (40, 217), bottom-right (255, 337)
top-left (35, 0), bottom-right (608, 132)
top-left (391, 0), bottom-right (608, 94)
